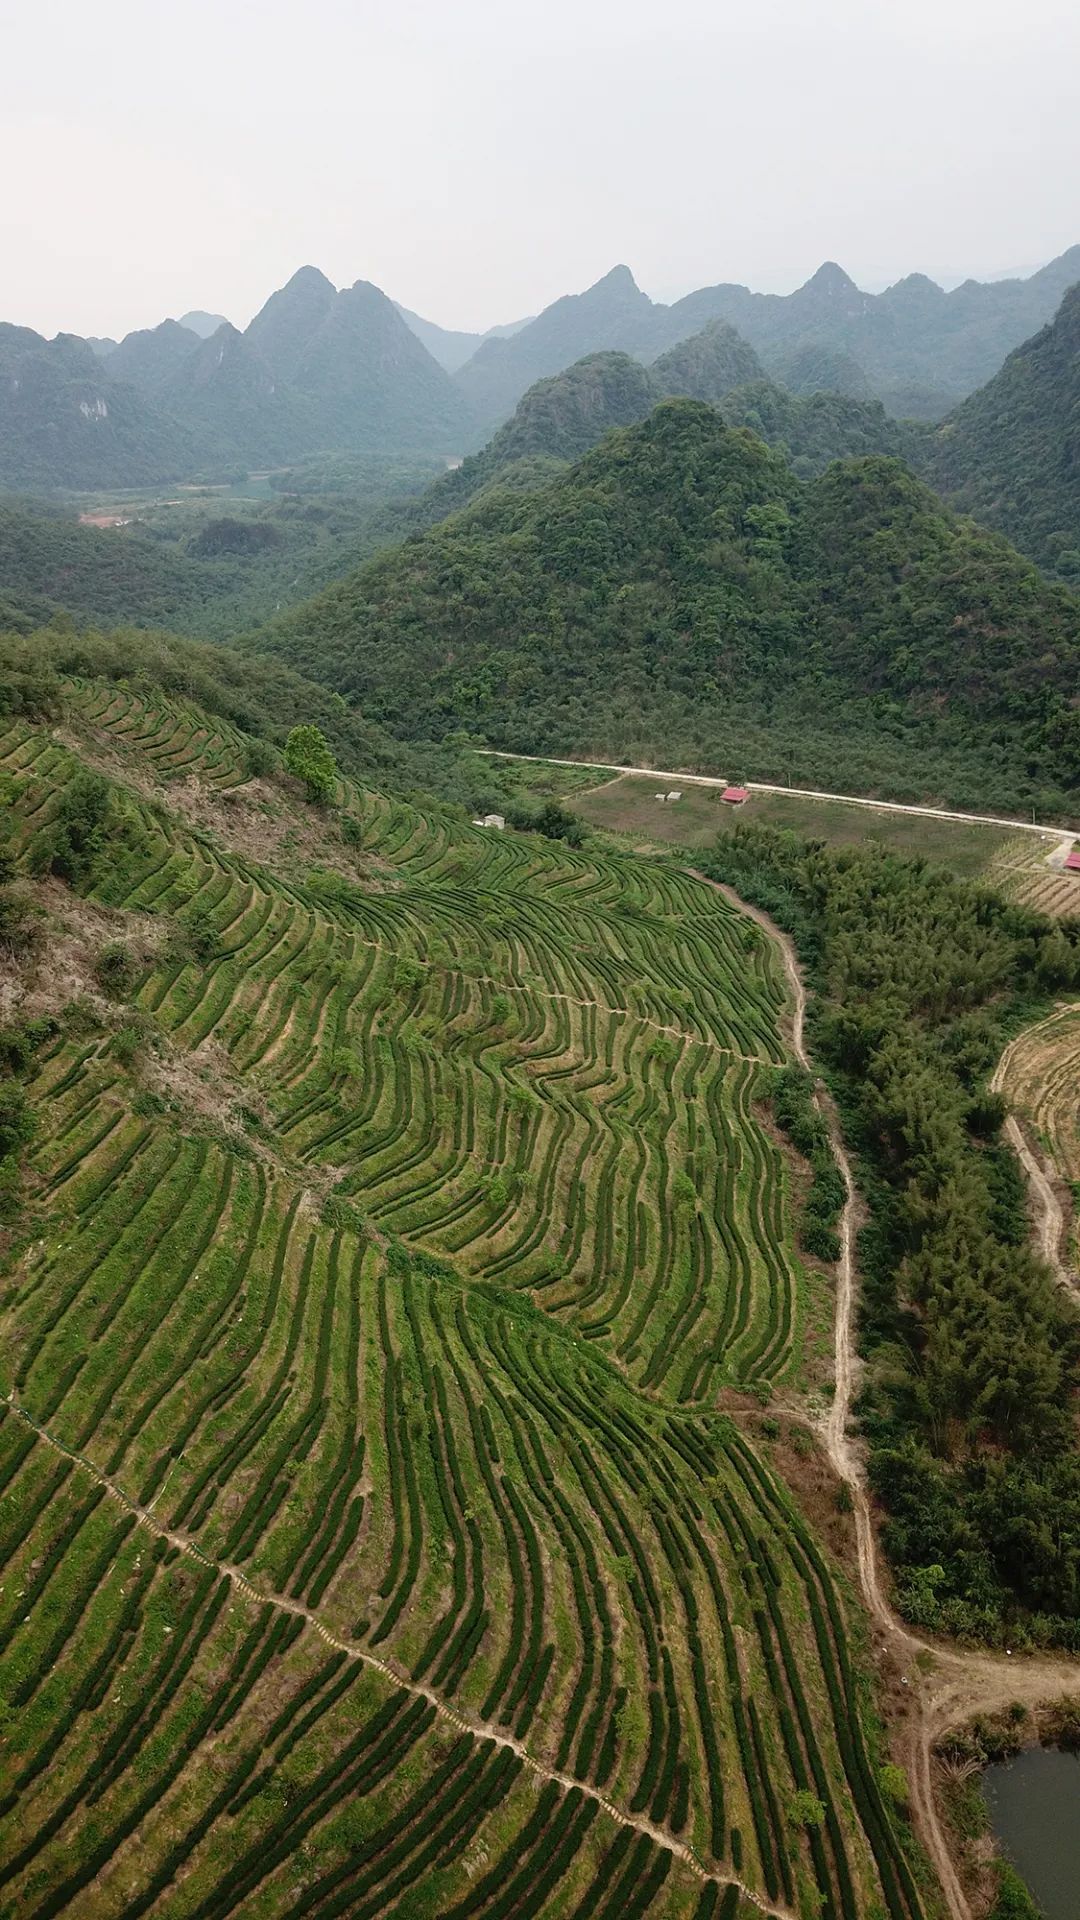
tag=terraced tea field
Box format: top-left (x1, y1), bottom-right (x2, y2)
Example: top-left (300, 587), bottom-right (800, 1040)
top-left (0, 686), bottom-right (930, 1919)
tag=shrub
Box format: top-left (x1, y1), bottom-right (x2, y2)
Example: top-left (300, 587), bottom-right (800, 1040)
top-left (96, 941), bottom-right (136, 1000)
top-left (284, 724), bottom-right (337, 806)
top-left (30, 769), bottom-right (111, 888)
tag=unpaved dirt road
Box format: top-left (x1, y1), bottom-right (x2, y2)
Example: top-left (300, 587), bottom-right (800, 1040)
top-left (992, 1007), bottom-right (1080, 1299)
top-left (481, 749), bottom-right (1073, 843)
top-left (716, 883), bottom-right (1080, 1920)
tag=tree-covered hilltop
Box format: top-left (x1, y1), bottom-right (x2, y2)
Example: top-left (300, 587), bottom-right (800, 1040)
top-left (718, 382), bottom-right (924, 478)
top-left (420, 352), bottom-right (662, 520)
top-left (424, 344), bottom-right (915, 521)
top-left (651, 321), bottom-right (765, 404)
top-left (924, 284), bottom-right (1080, 581)
top-left (252, 399), bottom-right (1080, 817)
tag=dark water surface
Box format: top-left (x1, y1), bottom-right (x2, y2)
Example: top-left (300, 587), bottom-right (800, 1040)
top-left (983, 1746), bottom-right (1080, 1919)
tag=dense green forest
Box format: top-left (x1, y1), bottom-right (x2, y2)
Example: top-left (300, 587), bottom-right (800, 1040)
top-left (253, 400), bottom-right (1080, 817)
top-left (0, 471), bottom-right (436, 641)
top-left (706, 823), bottom-right (1080, 1645)
top-left (0, 361), bottom-right (922, 645)
top-left (925, 284), bottom-right (1080, 580)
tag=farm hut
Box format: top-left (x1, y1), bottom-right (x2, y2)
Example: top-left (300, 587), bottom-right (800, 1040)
top-left (666, 790), bottom-right (682, 802)
top-left (1066, 848), bottom-right (1080, 871)
top-left (721, 786), bottom-right (749, 805)
top-left (471, 813), bottom-right (506, 829)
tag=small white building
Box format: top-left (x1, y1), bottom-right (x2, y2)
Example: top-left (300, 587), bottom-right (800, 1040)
top-left (472, 812), bottom-right (506, 830)
top-left (666, 790), bottom-right (682, 802)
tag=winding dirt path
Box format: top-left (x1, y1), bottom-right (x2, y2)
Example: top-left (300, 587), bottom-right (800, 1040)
top-left (716, 884), bottom-right (1080, 1920)
top-left (991, 1005), bottom-right (1080, 1297)
top-left (2, 1389), bottom-right (792, 1920)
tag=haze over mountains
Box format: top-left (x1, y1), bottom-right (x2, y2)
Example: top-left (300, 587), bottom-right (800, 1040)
top-left (253, 397), bottom-right (1080, 815)
top-left (3, 247), bottom-right (1080, 493)
top-left (924, 282), bottom-right (1080, 581)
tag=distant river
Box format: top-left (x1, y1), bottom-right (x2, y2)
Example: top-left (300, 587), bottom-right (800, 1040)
top-left (983, 1746), bottom-right (1080, 1919)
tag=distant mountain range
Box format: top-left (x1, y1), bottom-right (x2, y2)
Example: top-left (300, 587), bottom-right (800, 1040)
top-left (394, 304), bottom-right (533, 373)
top-left (0, 269), bottom-right (470, 489)
top-left (923, 282), bottom-right (1080, 581)
top-left (451, 251), bottom-right (1080, 435)
top-left (3, 248), bottom-right (1079, 494)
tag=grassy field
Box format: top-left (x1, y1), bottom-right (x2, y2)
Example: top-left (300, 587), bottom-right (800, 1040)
top-left (575, 773), bottom-right (1026, 878)
top-left (0, 693), bottom-right (931, 1919)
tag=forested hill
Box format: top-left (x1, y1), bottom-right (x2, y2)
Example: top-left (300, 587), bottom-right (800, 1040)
top-left (419, 352), bottom-right (663, 519)
top-left (923, 283), bottom-right (1080, 581)
top-left (253, 399), bottom-right (1080, 816)
top-left (0, 325), bottom-right (201, 490)
top-left (420, 346), bottom-right (922, 521)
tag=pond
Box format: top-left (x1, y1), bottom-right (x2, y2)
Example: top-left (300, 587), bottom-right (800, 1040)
top-left (983, 1745), bottom-right (1080, 1919)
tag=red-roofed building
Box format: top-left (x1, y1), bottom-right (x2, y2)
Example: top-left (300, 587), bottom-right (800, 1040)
top-left (721, 786), bottom-right (749, 805)
top-left (1066, 848), bottom-right (1080, 872)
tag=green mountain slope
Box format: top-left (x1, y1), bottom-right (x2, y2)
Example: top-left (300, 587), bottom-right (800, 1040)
top-left (422, 351), bottom-right (662, 519)
top-left (291, 278), bottom-right (469, 451)
top-left (455, 265), bottom-right (657, 436)
top-left (652, 321), bottom-right (764, 404)
top-left (0, 325), bottom-right (200, 490)
top-left (244, 263), bottom-right (338, 382)
top-left (718, 382), bottom-right (924, 477)
top-left (105, 318), bottom-right (201, 393)
top-left (160, 322), bottom-right (319, 467)
top-left (0, 640), bottom-right (934, 1919)
top-left (245, 269), bottom-right (470, 454)
top-left (254, 399), bottom-right (1080, 815)
top-left (924, 284), bottom-right (1080, 579)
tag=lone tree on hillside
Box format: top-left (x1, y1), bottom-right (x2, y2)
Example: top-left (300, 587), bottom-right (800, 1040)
top-left (284, 725), bottom-right (337, 807)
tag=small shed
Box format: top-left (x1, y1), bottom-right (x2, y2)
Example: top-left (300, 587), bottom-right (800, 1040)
top-left (721, 785), bottom-right (749, 805)
top-left (1066, 848), bottom-right (1080, 872)
top-left (666, 790), bottom-right (682, 802)
top-left (472, 812), bottom-right (506, 830)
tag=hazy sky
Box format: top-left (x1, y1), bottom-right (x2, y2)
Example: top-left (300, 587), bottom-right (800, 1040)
top-left (3, 0), bottom-right (1078, 340)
